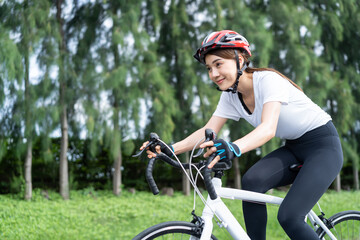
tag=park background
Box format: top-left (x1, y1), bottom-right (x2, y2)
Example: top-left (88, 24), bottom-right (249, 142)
top-left (0, 0), bottom-right (359, 239)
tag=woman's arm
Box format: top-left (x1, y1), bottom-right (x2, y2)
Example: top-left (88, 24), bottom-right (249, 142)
top-left (142, 115), bottom-right (227, 158)
top-left (202, 101), bottom-right (281, 167)
top-left (233, 101), bottom-right (281, 154)
top-left (172, 115), bottom-right (227, 154)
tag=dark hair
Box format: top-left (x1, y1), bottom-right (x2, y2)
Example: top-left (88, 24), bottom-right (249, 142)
top-left (207, 49), bottom-right (303, 92)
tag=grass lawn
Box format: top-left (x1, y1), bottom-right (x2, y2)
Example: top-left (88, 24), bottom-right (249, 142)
top-left (0, 188), bottom-right (359, 239)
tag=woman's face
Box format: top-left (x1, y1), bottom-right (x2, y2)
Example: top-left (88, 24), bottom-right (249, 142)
top-left (205, 54), bottom-right (238, 91)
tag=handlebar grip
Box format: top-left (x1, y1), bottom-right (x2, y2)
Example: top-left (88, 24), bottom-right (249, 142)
top-left (203, 153), bottom-right (218, 200)
top-left (145, 158), bottom-right (160, 195)
top-left (203, 128), bottom-right (218, 200)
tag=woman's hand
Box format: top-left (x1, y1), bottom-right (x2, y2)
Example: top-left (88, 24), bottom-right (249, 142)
top-left (200, 139), bottom-right (241, 169)
top-left (200, 141), bottom-right (219, 168)
top-left (140, 141), bottom-right (174, 159)
top-left (140, 141), bottom-right (159, 159)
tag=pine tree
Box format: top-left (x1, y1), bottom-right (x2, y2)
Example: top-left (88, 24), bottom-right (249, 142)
top-left (56, 0), bottom-right (71, 200)
top-left (67, 1), bottom-right (106, 168)
top-left (142, 0), bottom-right (225, 195)
top-left (0, 0), bottom-right (50, 199)
top-left (0, 8), bottom-right (24, 169)
top-left (97, 0), bottom-right (148, 195)
top-left (290, 0), bottom-right (359, 190)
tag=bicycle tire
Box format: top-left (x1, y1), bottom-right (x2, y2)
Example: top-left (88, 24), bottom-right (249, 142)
top-left (316, 210), bottom-right (360, 239)
top-left (132, 221), bottom-right (218, 240)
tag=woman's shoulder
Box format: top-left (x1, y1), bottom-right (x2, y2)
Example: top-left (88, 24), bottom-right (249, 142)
top-left (253, 70), bottom-right (287, 88)
top-left (253, 70), bottom-right (283, 79)
top-left (219, 91), bottom-right (238, 102)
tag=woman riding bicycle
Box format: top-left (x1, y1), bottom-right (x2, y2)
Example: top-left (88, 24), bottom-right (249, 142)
top-left (141, 30), bottom-right (343, 240)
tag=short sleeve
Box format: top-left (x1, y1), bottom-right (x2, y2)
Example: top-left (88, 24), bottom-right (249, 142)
top-left (258, 72), bottom-right (289, 105)
top-left (213, 92), bottom-right (241, 121)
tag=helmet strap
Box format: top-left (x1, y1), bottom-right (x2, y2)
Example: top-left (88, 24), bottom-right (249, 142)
top-left (216, 49), bottom-right (247, 93)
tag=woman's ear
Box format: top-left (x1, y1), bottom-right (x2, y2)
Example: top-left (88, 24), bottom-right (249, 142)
top-left (238, 56), bottom-right (244, 67)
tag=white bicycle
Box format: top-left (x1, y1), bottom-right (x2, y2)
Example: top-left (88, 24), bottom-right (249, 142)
top-left (132, 129), bottom-right (360, 240)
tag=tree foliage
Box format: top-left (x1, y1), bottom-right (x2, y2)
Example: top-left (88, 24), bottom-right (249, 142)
top-left (0, 0), bottom-right (359, 195)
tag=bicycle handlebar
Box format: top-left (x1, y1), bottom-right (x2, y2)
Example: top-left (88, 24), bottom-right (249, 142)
top-left (145, 158), bottom-right (159, 195)
top-left (203, 153), bottom-right (218, 200)
top-left (203, 129), bottom-right (218, 200)
top-left (133, 128), bottom-right (222, 199)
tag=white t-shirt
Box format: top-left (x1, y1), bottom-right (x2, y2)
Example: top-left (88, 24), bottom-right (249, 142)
top-left (213, 71), bottom-right (332, 140)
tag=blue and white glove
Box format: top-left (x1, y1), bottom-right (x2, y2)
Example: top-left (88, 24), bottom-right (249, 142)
top-left (213, 139), bottom-right (241, 162)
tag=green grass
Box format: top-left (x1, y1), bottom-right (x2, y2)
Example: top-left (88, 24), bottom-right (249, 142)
top-left (0, 189), bottom-right (359, 239)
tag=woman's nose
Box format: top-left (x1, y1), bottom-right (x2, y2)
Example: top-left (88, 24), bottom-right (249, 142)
top-left (210, 68), bottom-right (220, 78)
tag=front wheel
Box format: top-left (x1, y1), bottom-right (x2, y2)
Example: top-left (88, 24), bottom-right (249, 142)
top-left (132, 221), bottom-right (218, 240)
top-left (316, 210), bottom-right (360, 239)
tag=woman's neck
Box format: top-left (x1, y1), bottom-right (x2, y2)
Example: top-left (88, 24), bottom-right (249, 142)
top-left (237, 71), bottom-right (253, 97)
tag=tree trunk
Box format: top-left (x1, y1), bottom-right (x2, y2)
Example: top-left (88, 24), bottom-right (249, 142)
top-left (353, 163), bottom-right (359, 190)
top-left (24, 139), bottom-right (32, 200)
top-left (24, 42), bottom-right (32, 200)
top-left (335, 174), bottom-right (341, 192)
top-left (57, 0), bottom-right (69, 200)
top-left (113, 152), bottom-right (122, 196)
top-left (111, 89), bottom-right (122, 196)
top-left (233, 157), bottom-right (241, 189)
top-left (182, 151), bottom-right (190, 196)
top-left (59, 107), bottom-right (69, 199)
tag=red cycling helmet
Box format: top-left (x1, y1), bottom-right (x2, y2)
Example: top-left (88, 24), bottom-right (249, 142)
top-left (194, 30), bottom-right (251, 64)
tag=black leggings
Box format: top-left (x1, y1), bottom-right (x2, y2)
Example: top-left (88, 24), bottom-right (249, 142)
top-left (242, 121), bottom-right (343, 240)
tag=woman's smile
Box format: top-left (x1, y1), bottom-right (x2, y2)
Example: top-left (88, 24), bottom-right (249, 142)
top-left (216, 78), bottom-right (225, 84)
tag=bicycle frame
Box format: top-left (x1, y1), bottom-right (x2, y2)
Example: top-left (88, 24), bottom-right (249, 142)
top-left (133, 133), bottom-right (341, 240)
top-left (198, 177), bottom-right (337, 240)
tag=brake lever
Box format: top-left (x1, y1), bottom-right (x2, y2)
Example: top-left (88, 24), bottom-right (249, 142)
top-left (193, 129), bottom-right (217, 158)
top-left (132, 132), bottom-right (161, 158)
top-left (132, 141), bottom-right (153, 158)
